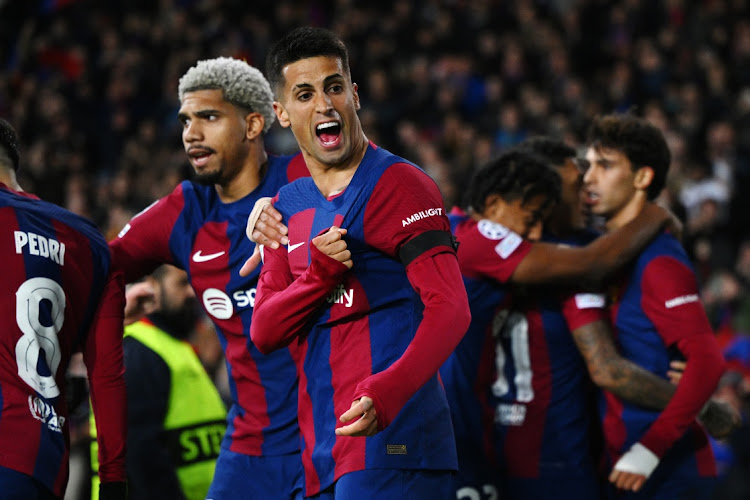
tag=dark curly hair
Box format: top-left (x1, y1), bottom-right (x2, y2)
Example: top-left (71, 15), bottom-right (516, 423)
top-left (466, 150), bottom-right (561, 215)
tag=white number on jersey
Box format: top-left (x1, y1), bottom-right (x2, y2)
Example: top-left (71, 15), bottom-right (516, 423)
top-left (15, 277), bottom-right (65, 398)
top-left (491, 309), bottom-right (534, 403)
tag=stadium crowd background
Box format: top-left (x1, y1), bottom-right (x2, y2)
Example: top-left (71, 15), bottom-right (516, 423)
top-left (3, 0), bottom-right (750, 497)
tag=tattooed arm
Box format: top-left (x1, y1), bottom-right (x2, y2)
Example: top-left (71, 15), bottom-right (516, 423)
top-left (572, 319), bottom-right (675, 409)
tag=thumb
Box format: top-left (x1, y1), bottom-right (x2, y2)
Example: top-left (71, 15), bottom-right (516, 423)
top-left (239, 246), bottom-right (262, 277)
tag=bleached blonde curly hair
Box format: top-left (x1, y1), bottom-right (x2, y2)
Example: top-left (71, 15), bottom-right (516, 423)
top-left (178, 57), bottom-right (276, 133)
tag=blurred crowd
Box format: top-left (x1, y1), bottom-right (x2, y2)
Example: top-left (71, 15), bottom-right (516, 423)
top-left (3, 0), bottom-right (750, 493)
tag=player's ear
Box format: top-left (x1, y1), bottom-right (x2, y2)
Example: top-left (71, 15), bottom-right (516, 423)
top-left (245, 112), bottom-right (264, 140)
top-left (273, 101), bottom-right (291, 128)
top-left (352, 82), bottom-right (360, 111)
top-left (634, 166), bottom-right (654, 191)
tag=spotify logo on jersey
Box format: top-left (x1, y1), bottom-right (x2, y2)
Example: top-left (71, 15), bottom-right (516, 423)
top-left (202, 288), bottom-right (233, 320)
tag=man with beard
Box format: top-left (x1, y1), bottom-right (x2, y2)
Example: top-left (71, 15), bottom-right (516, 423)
top-left (91, 265), bottom-right (227, 500)
top-left (109, 57), bottom-right (308, 499)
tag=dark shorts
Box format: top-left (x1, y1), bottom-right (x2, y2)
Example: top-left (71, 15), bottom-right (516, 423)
top-left (206, 449), bottom-right (303, 500)
top-left (309, 468), bottom-right (454, 500)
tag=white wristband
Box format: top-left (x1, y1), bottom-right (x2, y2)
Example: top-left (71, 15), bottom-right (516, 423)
top-left (613, 442), bottom-right (659, 478)
top-left (246, 197), bottom-right (273, 242)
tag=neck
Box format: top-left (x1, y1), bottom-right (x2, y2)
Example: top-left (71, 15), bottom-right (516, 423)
top-left (0, 167), bottom-right (20, 191)
top-left (605, 191), bottom-right (648, 231)
top-left (306, 134), bottom-right (368, 198)
top-left (215, 148), bottom-right (268, 203)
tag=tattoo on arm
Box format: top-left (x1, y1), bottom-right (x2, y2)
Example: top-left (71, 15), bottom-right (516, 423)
top-left (572, 321), bottom-right (675, 410)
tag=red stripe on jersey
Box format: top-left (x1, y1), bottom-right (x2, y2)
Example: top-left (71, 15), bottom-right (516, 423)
top-left (503, 308), bottom-right (551, 477)
top-left (190, 221), bottom-right (268, 455)
top-left (286, 153), bottom-right (310, 183)
top-left (288, 209), bottom-right (316, 277)
top-left (330, 281), bottom-right (371, 478)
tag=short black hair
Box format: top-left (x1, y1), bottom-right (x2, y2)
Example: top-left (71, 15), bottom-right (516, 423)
top-left (0, 117), bottom-right (20, 171)
top-left (265, 26), bottom-right (350, 95)
top-left (586, 113), bottom-right (671, 200)
top-left (516, 136), bottom-right (577, 169)
top-left (467, 150), bottom-right (561, 215)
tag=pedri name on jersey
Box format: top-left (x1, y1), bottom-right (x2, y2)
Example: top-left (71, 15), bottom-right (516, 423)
top-left (14, 231), bottom-right (66, 265)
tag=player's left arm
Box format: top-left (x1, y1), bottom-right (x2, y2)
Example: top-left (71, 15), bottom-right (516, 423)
top-left (610, 255), bottom-right (727, 491)
top-left (337, 163), bottom-right (471, 436)
top-left (83, 269), bottom-right (128, 496)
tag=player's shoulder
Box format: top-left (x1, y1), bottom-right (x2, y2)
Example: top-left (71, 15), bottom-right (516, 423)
top-left (640, 230), bottom-right (687, 263)
top-left (4, 188), bottom-right (106, 243)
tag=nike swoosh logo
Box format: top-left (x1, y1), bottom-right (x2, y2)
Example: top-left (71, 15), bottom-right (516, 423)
top-left (192, 250), bottom-right (226, 262)
top-left (288, 242), bottom-right (305, 253)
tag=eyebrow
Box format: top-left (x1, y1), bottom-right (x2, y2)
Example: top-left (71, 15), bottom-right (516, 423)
top-left (293, 73), bottom-right (345, 91)
top-left (177, 109), bottom-right (220, 120)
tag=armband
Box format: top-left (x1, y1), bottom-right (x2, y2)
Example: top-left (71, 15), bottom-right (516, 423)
top-left (399, 230), bottom-right (458, 266)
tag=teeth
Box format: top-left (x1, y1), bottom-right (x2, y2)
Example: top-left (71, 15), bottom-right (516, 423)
top-left (316, 122), bottom-right (338, 131)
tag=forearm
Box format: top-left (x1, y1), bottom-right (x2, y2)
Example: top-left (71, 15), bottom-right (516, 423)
top-left (573, 321), bottom-right (676, 410)
top-left (352, 251), bottom-right (470, 429)
top-left (252, 244), bottom-right (348, 353)
top-left (639, 336), bottom-right (726, 457)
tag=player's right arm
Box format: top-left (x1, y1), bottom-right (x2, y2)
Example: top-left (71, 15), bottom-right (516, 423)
top-left (83, 269), bottom-right (128, 499)
top-left (109, 186), bottom-right (185, 283)
top-left (251, 226), bottom-right (352, 354)
top-left (510, 202), bottom-right (670, 285)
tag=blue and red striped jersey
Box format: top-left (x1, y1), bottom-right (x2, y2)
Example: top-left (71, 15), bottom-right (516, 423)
top-left (0, 184), bottom-right (126, 497)
top-left (494, 230), bottom-right (605, 489)
top-left (253, 143), bottom-right (466, 496)
top-left (110, 154), bottom-right (307, 457)
top-left (602, 231), bottom-right (724, 483)
top-left (440, 214), bottom-right (529, 485)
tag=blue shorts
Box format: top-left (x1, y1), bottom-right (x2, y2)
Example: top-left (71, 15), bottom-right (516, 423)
top-left (206, 449), bottom-right (303, 500)
top-left (309, 468), bottom-right (454, 500)
top-left (0, 466), bottom-right (57, 500)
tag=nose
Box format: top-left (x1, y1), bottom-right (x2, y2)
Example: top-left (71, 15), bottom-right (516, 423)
top-left (582, 163), bottom-right (595, 186)
top-left (183, 120), bottom-right (201, 143)
top-left (313, 92), bottom-right (333, 114)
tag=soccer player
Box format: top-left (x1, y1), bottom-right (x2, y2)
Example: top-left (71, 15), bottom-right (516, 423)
top-left (583, 113), bottom-right (726, 498)
top-left (109, 58), bottom-right (308, 499)
top-left (250, 27), bottom-right (471, 499)
top-left (482, 138), bottom-right (734, 499)
top-left (0, 117), bottom-right (127, 500)
top-left (90, 265), bottom-right (227, 500)
top-left (444, 142), bottom-right (682, 500)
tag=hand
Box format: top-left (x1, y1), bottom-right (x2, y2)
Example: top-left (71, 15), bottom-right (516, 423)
top-left (123, 282), bottom-right (157, 326)
top-left (246, 198), bottom-right (289, 249)
top-left (655, 202), bottom-right (684, 241)
top-left (699, 398), bottom-right (741, 440)
top-left (667, 360), bottom-right (686, 385)
top-left (335, 397), bottom-right (379, 437)
top-left (610, 442), bottom-right (659, 492)
top-left (313, 226), bottom-right (353, 269)
top-left (239, 244), bottom-right (262, 277)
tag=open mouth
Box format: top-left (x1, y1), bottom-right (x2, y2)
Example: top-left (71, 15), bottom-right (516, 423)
top-left (316, 121), bottom-right (341, 147)
top-left (188, 148), bottom-right (213, 166)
